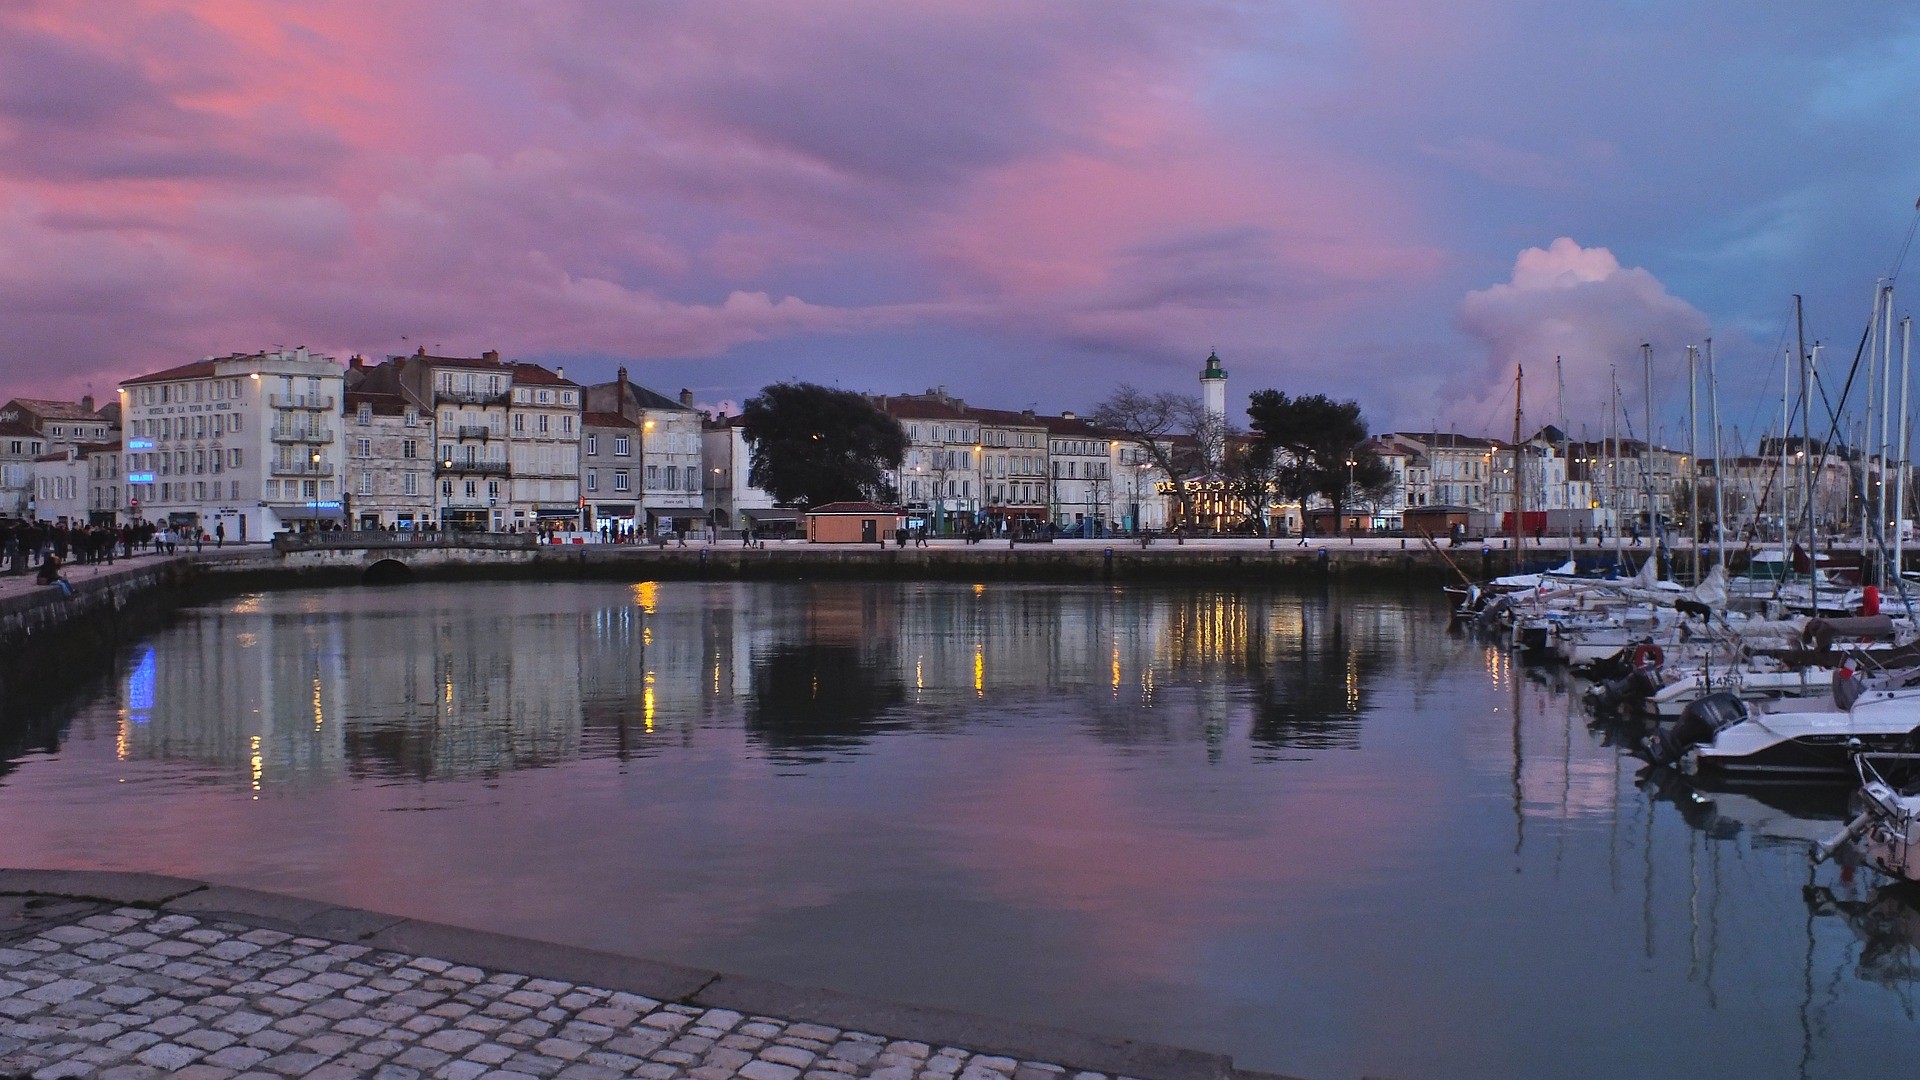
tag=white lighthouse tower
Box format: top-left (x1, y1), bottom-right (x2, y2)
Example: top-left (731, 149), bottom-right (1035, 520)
top-left (1200, 349), bottom-right (1227, 424)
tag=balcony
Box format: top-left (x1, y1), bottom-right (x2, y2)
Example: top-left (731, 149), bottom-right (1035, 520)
top-left (268, 394), bottom-right (335, 410)
top-left (270, 461), bottom-right (335, 478)
top-left (436, 388), bottom-right (508, 406)
top-left (456, 425), bottom-right (495, 440)
top-left (438, 460), bottom-right (510, 476)
top-left (270, 427), bottom-right (333, 443)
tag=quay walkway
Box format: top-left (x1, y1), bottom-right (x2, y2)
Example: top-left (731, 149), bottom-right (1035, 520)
top-left (0, 870), bottom-right (1294, 1080)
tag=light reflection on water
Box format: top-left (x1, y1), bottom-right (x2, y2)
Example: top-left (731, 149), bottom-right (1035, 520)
top-left (0, 580), bottom-right (1914, 1079)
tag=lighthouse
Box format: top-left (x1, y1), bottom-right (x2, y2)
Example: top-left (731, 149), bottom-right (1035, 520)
top-left (1200, 349), bottom-right (1227, 428)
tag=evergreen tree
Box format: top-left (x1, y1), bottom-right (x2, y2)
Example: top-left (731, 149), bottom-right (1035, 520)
top-left (739, 383), bottom-right (907, 507)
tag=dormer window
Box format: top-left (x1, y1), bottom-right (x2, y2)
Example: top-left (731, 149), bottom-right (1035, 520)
top-left (357, 403), bottom-right (373, 424)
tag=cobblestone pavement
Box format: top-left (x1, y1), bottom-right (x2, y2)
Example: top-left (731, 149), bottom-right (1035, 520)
top-left (0, 906), bottom-right (1134, 1080)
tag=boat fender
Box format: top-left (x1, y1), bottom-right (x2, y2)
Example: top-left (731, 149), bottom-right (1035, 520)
top-left (1632, 643), bottom-right (1664, 670)
top-left (1861, 585), bottom-right (1880, 617)
top-left (1833, 663), bottom-right (1865, 711)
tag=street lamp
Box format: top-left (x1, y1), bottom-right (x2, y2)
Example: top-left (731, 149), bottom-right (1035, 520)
top-left (442, 458), bottom-right (453, 534)
top-left (309, 451), bottom-right (321, 529)
top-left (1345, 455), bottom-right (1357, 536)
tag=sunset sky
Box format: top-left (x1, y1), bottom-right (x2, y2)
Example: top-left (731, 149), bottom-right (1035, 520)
top-left (3, 1), bottom-right (1918, 442)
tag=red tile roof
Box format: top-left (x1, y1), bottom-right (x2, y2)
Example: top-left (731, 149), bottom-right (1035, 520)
top-left (582, 411), bottom-right (636, 428)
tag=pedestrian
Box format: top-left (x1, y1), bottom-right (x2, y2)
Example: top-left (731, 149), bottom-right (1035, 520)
top-left (215, 522), bottom-right (225, 548)
top-left (36, 554), bottom-right (72, 597)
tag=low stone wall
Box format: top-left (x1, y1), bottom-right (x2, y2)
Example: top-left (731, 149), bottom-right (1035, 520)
top-left (0, 559), bottom-right (198, 724)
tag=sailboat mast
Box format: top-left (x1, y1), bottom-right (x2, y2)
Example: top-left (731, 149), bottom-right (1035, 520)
top-left (1866, 285), bottom-right (1882, 559)
top-left (1642, 342), bottom-right (1656, 572)
top-left (1795, 296), bottom-right (1813, 553)
top-left (1883, 284), bottom-right (1897, 572)
top-left (1899, 316), bottom-right (1913, 586)
top-left (1708, 339), bottom-right (1727, 572)
top-left (1612, 370), bottom-right (1624, 567)
top-left (1512, 364), bottom-right (1525, 571)
top-left (1558, 356), bottom-right (1573, 566)
top-left (1688, 344), bottom-right (1700, 577)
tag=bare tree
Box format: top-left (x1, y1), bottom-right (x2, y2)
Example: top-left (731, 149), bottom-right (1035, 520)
top-left (1091, 386), bottom-right (1217, 532)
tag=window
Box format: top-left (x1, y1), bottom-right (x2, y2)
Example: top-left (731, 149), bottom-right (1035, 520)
top-left (614, 436), bottom-right (630, 456)
top-left (402, 440), bottom-right (417, 459)
top-left (404, 409), bottom-right (418, 427)
top-left (357, 403), bottom-right (372, 425)
top-left (356, 438), bottom-right (371, 457)
top-left (587, 470), bottom-right (598, 492)
top-left (358, 472), bottom-right (372, 495)
top-left (403, 472), bottom-right (418, 496)
top-left (685, 466), bottom-right (697, 490)
top-left (464, 480), bottom-right (477, 498)
top-left (229, 449), bottom-right (242, 468)
top-left (230, 414), bottom-right (241, 433)
top-left (645, 465), bottom-right (658, 485)
top-left (586, 435), bottom-right (598, 456)
top-left (442, 479), bottom-right (453, 498)
top-left (487, 481), bottom-right (499, 499)
top-left (614, 470), bottom-right (630, 492)
top-left (513, 414), bottom-right (525, 433)
top-left (303, 480), bottom-right (318, 499)
top-left (537, 414), bottom-right (549, 435)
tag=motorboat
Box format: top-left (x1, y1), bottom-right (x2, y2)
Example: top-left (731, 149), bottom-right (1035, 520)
top-left (1817, 756), bottom-right (1920, 882)
top-left (1646, 663), bottom-right (1920, 780)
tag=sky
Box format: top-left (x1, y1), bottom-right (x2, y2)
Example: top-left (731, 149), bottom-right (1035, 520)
top-left (4, 1), bottom-right (1920, 445)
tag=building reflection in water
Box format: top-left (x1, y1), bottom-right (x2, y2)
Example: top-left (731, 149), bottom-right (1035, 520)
top-left (110, 581), bottom-right (1419, 786)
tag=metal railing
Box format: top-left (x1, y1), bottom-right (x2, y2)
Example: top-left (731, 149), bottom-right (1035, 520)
top-left (268, 394), bottom-right (336, 410)
top-left (270, 428), bottom-right (332, 443)
top-left (272, 530), bottom-right (538, 553)
top-left (436, 388), bottom-right (508, 406)
top-left (269, 461), bottom-right (335, 477)
top-left (438, 460), bottom-right (510, 475)
top-left (456, 425), bottom-right (495, 440)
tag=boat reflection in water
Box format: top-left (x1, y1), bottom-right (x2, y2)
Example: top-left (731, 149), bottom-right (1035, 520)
top-left (1807, 883), bottom-right (1920, 990)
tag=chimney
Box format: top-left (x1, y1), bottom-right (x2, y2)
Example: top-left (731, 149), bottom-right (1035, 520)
top-left (482, 349), bottom-right (499, 363)
top-left (556, 366), bottom-right (565, 381)
top-left (415, 346), bottom-right (427, 356)
top-left (1061, 410), bottom-right (1074, 420)
top-left (349, 354), bottom-right (363, 369)
top-left (80, 394), bottom-right (94, 413)
top-left (679, 388), bottom-right (694, 407)
top-left (617, 366), bottom-right (628, 385)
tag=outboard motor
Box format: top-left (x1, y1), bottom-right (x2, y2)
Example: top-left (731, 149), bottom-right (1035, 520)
top-left (1645, 691), bottom-right (1747, 765)
top-left (1588, 654), bottom-right (1664, 712)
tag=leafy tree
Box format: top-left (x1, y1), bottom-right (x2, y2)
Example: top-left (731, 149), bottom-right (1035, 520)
top-left (740, 383), bottom-right (906, 507)
top-left (1091, 386), bottom-right (1220, 531)
top-left (1246, 390), bottom-right (1394, 534)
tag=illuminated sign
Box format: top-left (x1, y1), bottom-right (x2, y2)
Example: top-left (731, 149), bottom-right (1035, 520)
top-left (128, 473), bottom-right (155, 483)
top-left (128, 439), bottom-right (154, 450)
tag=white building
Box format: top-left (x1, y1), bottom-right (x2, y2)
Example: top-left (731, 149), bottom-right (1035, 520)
top-left (341, 358), bottom-right (436, 529)
top-left (701, 414), bottom-right (799, 537)
top-left (397, 349), bottom-right (582, 532)
top-left (1046, 413), bottom-right (1113, 533)
top-left (585, 370), bottom-right (703, 536)
top-left (121, 348), bottom-right (347, 539)
top-left (877, 390), bottom-right (982, 535)
top-left (32, 449), bottom-right (88, 524)
top-left (0, 421), bottom-right (45, 519)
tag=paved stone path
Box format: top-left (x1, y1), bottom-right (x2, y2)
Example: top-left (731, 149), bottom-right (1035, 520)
top-left (0, 904), bottom-right (1147, 1080)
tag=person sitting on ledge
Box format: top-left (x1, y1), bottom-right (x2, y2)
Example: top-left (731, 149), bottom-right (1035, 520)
top-left (36, 554), bottom-right (73, 598)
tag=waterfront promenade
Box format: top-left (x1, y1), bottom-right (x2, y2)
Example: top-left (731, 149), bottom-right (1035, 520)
top-left (0, 871), bottom-right (1283, 1080)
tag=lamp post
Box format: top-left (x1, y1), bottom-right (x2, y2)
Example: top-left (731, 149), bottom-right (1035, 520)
top-left (309, 451), bottom-right (320, 529)
top-left (1344, 455), bottom-right (1357, 536)
top-left (442, 458), bottom-right (452, 534)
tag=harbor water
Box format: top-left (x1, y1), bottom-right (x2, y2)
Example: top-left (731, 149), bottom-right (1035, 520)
top-left (0, 579), bottom-right (1912, 1080)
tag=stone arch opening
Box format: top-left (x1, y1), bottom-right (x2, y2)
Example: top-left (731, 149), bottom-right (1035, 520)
top-left (363, 558), bottom-right (415, 585)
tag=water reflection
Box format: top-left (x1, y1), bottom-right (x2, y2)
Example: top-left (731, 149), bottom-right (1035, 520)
top-left (104, 583), bottom-right (1406, 785)
top-left (18, 581), bottom-right (1920, 1079)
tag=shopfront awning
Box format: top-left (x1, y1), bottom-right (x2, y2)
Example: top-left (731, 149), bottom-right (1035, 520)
top-left (277, 504), bottom-right (346, 521)
top-left (743, 508), bottom-right (802, 522)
